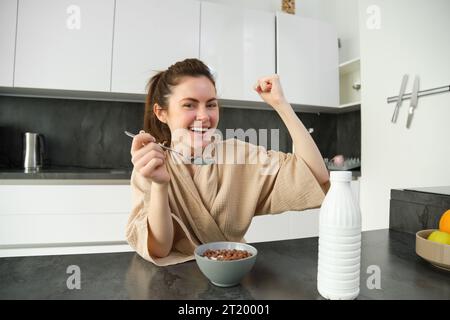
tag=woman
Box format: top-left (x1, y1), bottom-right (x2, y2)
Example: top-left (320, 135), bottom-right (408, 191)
top-left (127, 58), bottom-right (329, 266)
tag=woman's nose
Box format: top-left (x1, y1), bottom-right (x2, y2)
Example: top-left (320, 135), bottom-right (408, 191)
top-left (195, 107), bottom-right (209, 120)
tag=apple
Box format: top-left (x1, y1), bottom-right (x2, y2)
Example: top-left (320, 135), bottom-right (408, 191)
top-left (332, 155), bottom-right (345, 167)
top-left (427, 230), bottom-right (450, 245)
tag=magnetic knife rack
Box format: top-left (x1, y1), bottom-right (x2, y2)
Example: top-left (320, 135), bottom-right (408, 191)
top-left (387, 84), bottom-right (450, 103)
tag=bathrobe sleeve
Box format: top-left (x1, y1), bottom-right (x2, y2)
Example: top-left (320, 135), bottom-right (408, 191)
top-left (125, 169), bottom-right (198, 266)
top-left (254, 148), bottom-right (330, 215)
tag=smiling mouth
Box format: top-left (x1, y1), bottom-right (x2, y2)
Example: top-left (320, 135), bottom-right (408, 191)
top-left (189, 127), bottom-right (209, 133)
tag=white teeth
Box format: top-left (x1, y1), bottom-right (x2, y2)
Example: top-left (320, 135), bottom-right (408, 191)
top-left (190, 127), bottom-right (208, 132)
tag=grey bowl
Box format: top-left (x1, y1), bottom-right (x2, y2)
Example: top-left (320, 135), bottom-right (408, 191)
top-left (194, 242), bottom-right (258, 287)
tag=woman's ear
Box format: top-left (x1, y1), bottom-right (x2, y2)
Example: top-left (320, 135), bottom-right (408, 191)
top-left (153, 103), bottom-right (167, 124)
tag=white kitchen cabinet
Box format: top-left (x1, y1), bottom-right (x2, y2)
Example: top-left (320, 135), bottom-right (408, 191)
top-left (244, 209), bottom-right (318, 243)
top-left (0, 0), bottom-right (17, 87)
top-left (339, 57), bottom-right (361, 108)
top-left (111, 0), bottom-right (200, 94)
top-left (14, 0), bottom-right (114, 91)
top-left (276, 12), bottom-right (339, 108)
top-left (245, 179), bottom-right (360, 242)
top-left (0, 184), bottom-right (132, 256)
top-left (200, 2), bottom-right (275, 101)
top-left (244, 212), bottom-right (290, 243)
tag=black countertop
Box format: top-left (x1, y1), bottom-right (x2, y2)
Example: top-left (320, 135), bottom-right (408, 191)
top-left (403, 186), bottom-right (450, 196)
top-left (1, 229), bottom-right (449, 300)
top-left (0, 167), bottom-right (132, 180)
top-left (0, 168), bottom-right (360, 180)
top-left (0, 168), bottom-right (360, 181)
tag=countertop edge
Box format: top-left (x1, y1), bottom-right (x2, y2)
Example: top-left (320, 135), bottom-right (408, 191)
top-left (0, 179), bottom-right (131, 185)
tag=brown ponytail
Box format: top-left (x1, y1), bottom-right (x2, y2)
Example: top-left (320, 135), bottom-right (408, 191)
top-left (143, 58), bottom-right (216, 145)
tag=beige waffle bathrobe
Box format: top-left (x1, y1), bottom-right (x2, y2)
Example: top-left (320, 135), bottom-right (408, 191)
top-left (126, 139), bottom-right (330, 266)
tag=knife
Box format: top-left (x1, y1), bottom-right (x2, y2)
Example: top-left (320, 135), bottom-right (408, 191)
top-left (406, 76), bottom-right (420, 129)
top-left (391, 74), bottom-right (409, 123)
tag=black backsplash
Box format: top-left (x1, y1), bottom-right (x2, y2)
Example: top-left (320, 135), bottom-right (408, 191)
top-left (0, 96), bottom-right (143, 169)
top-left (0, 95), bottom-right (360, 169)
top-left (336, 111), bottom-right (361, 159)
top-left (294, 112), bottom-right (337, 159)
top-left (217, 107), bottom-right (292, 152)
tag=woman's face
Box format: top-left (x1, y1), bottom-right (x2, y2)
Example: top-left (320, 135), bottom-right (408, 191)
top-left (157, 76), bottom-right (219, 153)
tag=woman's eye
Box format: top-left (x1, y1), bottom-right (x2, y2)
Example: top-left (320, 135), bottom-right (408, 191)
top-left (183, 104), bottom-right (193, 108)
top-left (207, 103), bottom-right (218, 108)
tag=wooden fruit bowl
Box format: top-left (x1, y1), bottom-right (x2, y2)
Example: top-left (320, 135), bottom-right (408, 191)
top-left (416, 229), bottom-right (450, 271)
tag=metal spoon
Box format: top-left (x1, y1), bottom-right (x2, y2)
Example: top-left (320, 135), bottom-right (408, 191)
top-left (124, 130), bottom-right (194, 163)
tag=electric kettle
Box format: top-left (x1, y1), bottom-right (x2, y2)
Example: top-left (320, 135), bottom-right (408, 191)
top-left (23, 132), bottom-right (46, 172)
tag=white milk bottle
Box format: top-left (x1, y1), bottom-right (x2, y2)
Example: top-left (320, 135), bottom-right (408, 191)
top-left (317, 171), bottom-right (361, 300)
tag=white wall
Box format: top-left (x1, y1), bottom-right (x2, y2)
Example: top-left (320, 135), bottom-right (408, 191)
top-left (359, 0), bottom-right (450, 231)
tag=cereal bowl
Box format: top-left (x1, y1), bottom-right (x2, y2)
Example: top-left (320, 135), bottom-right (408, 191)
top-left (194, 242), bottom-right (258, 287)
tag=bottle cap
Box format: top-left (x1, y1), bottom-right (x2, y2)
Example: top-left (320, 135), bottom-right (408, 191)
top-left (330, 171), bottom-right (352, 182)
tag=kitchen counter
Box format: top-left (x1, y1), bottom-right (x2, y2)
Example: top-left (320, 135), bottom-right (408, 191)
top-left (0, 167), bottom-right (360, 184)
top-left (0, 167), bottom-right (132, 180)
top-left (404, 186), bottom-right (450, 196)
top-left (0, 229), bottom-right (449, 300)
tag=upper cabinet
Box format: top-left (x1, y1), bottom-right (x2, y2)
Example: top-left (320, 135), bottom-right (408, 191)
top-left (14, 0), bottom-right (115, 91)
top-left (276, 12), bottom-right (339, 108)
top-left (339, 58), bottom-right (360, 108)
top-left (111, 0), bottom-right (200, 94)
top-left (0, 0), bottom-right (17, 87)
top-left (200, 2), bottom-right (275, 101)
top-left (6, 1), bottom-right (340, 108)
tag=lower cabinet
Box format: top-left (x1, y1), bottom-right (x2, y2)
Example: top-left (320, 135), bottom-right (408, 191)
top-left (245, 179), bottom-right (360, 242)
top-left (0, 178), bottom-right (361, 255)
top-left (0, 184), bottom-right (133, 256)
top-left (244, 209), bottom-right (320, 243)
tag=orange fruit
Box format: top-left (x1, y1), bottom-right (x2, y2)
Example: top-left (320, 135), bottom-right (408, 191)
top-left (439, 210), bottom-right (450, 234)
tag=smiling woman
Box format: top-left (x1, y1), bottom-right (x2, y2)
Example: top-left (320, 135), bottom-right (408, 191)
top-left (126, 58), bottom-right (330, 266)
top-left (143, 59), bottom-right (219, 150)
